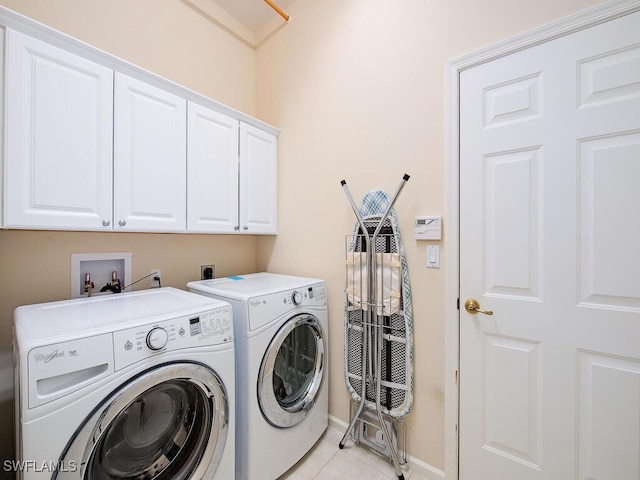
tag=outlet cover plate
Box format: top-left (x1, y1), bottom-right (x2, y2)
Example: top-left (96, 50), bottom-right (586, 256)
top-left (201, 265), bottom-right (215, 280)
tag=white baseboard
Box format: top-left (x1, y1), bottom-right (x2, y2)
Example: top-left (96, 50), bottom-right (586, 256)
top-left (328, 415), bottom-right (445, 480)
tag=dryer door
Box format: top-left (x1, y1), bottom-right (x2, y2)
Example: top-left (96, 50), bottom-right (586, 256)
top-left (56, 362), bottom-right (228, 480)
top-left (258, 314), bottom-right (326, 428)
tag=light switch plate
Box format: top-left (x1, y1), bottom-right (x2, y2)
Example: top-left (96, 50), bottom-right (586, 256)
top-left (427, 245), bottom-right (440, 268)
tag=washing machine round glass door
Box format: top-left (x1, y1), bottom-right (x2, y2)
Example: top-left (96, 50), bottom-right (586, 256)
top-left (258, 313), bottom-right (326, 428)
top-left (56, 362), bottom-right (228, 480)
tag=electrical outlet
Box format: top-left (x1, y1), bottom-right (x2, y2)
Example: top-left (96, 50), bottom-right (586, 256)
top-left (201, 265), bottom-right (215, 280)
top-left (151, 269), bottom-right (161, 288)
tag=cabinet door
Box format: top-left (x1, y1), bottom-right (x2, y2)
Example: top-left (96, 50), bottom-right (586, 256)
top-left (4, 30), bottom-right (113, 230)
top-left (187, 103), bottom-right (239, 233)
top-left (114, 73), bottom-right (187, 232)
top-left (239, 123), bottom-right (278, 234)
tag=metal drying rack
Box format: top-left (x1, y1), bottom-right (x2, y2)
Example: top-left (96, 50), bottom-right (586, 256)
top-left (339, 174), bottom-right (410, 480)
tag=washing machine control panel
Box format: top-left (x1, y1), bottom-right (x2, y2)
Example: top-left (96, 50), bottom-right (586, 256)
top-left (113, 305), bottom-right (233, 371)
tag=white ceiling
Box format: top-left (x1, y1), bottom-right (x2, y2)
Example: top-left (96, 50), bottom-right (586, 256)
top-left (209, 0), bottom-right (295, 31)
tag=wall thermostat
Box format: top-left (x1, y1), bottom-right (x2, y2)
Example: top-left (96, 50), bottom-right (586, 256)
top-left (414, 216), bottom-right (442, 240)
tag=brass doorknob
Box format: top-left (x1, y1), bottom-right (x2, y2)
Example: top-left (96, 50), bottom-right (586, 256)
top-left (464, 298), bottom-right (493, 316)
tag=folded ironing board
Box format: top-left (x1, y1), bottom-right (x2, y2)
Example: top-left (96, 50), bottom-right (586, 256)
top-left (344, 189), bottom-right (414, 419)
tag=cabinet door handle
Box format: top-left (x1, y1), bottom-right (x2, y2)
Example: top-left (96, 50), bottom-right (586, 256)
top-left (243, 226), bottom-right (249, 230)
top-left (102, 219), bottom-right (110, 227)
top-left (234, 225), bottom-right (240, 231)
top-left (118, 219), bottom-right (126, 227)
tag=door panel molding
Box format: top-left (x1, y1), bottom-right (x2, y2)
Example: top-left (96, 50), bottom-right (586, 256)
top-left (445, 2), bottom-right (640, 479)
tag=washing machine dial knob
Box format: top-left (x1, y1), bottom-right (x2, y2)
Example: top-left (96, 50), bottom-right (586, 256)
top-left (291, 291), bottom-right (302, 306)
top-left (146, 327), bottom-right (169, 350)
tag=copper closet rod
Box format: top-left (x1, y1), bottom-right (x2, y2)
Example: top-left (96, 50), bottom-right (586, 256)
top-left (264, 0), bottom-right (290, 21)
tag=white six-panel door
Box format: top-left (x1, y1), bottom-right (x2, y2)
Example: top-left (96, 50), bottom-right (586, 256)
top-left (459, 10), bottom-right (640, 480)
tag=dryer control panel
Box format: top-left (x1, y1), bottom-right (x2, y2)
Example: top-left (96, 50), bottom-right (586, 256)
top-left (113, 305), bottom-right (233, 371)
top-left (248, 282), bottom-right (327, 331)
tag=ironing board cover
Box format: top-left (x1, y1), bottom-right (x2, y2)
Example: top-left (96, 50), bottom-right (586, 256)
top-left (344, 190), bottom-right (414, 418)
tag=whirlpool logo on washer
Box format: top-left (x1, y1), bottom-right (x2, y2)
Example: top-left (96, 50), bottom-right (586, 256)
top-left (33, 349), bottom-right (65, 363)
top-left (249, 299), bottom-right (267, 307)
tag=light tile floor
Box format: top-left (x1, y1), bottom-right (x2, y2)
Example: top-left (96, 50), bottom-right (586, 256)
top-left (279, 427), bottom-right (429, 480)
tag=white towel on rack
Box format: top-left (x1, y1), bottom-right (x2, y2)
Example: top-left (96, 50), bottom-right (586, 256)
top-left (346, 252), bottom-right (401, 316)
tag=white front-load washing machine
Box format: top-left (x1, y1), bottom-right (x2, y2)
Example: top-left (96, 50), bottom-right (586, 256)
top-left (13, 287), bottom-right (235, 480)
top-left (187, 273), bottom-right (328, 480)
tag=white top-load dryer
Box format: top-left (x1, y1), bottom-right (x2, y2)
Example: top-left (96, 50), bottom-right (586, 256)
top-left (187, 273), bottom-right (329, 480)
top-left (13, 287), bottom-right (235, 480)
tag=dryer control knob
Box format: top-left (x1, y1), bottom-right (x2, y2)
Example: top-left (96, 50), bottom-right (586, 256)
top-left (291, 291), bottom-right (303, 306)
top-left (146, 327), bottom-right (169, 350)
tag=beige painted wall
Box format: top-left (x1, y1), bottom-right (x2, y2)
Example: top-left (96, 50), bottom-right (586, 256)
top-left (0, 1), bottom-right (259, 476)
top-left (255, 0), bottom-right (603, 471)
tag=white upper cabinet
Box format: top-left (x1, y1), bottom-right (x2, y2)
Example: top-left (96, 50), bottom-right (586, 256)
top-left (2, 20), bottom-right (278, 234)
top-left (239, 123), bottom-right (278, 234)
top-left (187, 106), bottom-right (278, 234)
top-left (114, 74), bottom-right (187, 232)
top-left (187, 103), bottom-right (239, 233)
top-left (4, 30), bottom-right (114, 230)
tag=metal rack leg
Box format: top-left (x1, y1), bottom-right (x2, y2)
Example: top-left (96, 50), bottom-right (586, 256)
top-left (373, 311), bottom-right (405, 479)
top-left (374, 402), bottom-right (405, 479)
top-left (338, 400), bottom-right (362, 449)
top-left (339, 309), bottom-right (371, 449)
top-left (339, 336), bottom-right (367, 449)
